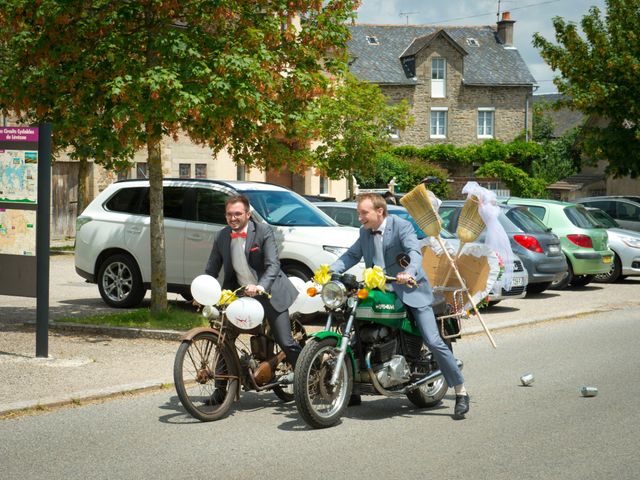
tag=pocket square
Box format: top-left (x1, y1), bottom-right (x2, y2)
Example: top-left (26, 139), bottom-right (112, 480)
top-left (250, 246), bottom-right (259, 252)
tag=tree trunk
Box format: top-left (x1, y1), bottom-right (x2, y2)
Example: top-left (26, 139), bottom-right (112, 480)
top-left (76, 157), bottom-right (89, 215)
top-left (147, 129), bottom-right (167, 313)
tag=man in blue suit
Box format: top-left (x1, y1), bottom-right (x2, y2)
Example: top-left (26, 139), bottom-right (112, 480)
top-left (330, 193), bottom-right (470, 418)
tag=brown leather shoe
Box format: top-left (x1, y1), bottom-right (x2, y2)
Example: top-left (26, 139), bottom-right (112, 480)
top-left (454, 394), bottom-right (469, 418)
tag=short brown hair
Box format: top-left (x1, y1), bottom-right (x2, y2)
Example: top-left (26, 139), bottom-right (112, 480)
top-left (356, 193), bottom-right (388, 216)
top-left (225, 194), bottom-right (250, 212)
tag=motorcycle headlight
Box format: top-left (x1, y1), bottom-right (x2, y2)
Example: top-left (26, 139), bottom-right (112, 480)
top-left (321, 281), bottom-right (348, 309)
top-left (202, 305), bottom-right (220, 319)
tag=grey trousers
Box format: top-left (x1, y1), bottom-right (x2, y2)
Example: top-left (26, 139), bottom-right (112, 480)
top-left (408, 304), bottom-right (464, 387)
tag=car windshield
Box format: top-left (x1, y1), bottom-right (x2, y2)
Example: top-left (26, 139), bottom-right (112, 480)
top-left (242, 190), bottom-right (337, 226)
top-left (586, 208), bottom-right (620, 228)
top-left (564, 205), bottom-right (600, 229)
top-left (505, 207), bottom-right (549, 233)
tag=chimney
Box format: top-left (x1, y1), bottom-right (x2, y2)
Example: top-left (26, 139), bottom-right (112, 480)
top-left (497, 11), bottom-right (515, 47)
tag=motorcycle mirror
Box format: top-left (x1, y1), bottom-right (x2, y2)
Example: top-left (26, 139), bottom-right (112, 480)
top-left (396, 253), bottom-right (410, 269)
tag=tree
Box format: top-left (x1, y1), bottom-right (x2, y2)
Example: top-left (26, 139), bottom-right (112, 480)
top-left (532, 102), bottom-right (556, 142)
top-left (533, 0), bottom-right (640, 177)
top-left (300, 73), bottom-right (412, 198)
top-left (0, 0), bottom-right (358, 313)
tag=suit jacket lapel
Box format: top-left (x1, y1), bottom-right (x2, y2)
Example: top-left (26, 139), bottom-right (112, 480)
top-left (245, 220), bottom-right (256, 258)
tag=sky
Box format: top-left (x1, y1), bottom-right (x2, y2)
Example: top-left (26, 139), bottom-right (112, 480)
top-left (354, 0), bottom-right (608, 94)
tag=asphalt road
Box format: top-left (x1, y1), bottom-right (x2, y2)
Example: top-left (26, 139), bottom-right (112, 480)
top-left (2, 307), bottom-right (639, 480)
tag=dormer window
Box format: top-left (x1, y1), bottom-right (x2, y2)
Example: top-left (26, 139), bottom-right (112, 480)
top-left (466, 38), bottom-right (480, 47)
top-left (366, 35), bottom-right (379, 45)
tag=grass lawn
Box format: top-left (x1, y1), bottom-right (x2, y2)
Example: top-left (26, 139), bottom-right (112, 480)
top-left (56, 307), bottom-right (209, 331)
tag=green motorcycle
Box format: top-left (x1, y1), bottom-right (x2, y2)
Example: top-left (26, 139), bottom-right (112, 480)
top-left (293, 272), bottom-right (465, 429)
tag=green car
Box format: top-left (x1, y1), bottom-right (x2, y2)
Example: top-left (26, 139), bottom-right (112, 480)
top-left (502, 198), bottom-right (614, 289)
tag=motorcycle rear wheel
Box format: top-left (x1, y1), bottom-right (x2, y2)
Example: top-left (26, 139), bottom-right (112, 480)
top-left (406, 349), bottom-right (449, 408)
top-left (173, 332), bottom-right (239, 422)
top-left (294, 337), bottom-right (353, 429)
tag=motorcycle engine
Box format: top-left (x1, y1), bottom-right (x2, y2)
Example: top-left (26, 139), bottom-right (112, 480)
top-left (376, 355), bottom-right (410, 388)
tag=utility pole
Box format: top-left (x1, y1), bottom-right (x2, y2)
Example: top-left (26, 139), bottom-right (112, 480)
top-left (399, 11), bottom-right (419, 25)
top-left (496, 0), bottom-right (502, 22)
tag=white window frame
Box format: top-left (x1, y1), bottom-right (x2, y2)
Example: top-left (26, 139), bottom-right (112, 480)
top-left (477, 107), bottom-right (495, 138)
top-left (430, 107), bottom-right (448, 139)
top-left (431, 58), bottom-right (446, 98)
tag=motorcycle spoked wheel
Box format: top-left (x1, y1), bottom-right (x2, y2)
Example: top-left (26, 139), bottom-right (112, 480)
top-left (173, 332), bottom-right (239, 422)
top-left (294, 337), bottom-right (353, 429)
top-left (405, 347), bottom-right (449, 408)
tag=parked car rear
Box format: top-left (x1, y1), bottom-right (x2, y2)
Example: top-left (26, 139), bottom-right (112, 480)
top-left (438, 201), bottom-right (567, 294)
top-left (502, 198), bottom-right (614, 289)
top-left (75, 179), bottom-right (362, 308)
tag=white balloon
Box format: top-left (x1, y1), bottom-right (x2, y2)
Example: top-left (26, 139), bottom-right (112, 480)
top-left (226, 297), bottom-right (264, 330)
top-left (293, 280), bottom-right (324, 315)
top-left (190, 275), bottom-right (222, 306)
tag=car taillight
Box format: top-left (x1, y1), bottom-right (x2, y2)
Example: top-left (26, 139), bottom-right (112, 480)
top-left (567, 234), bottom-right (593, 248)
top-left (513, 234), bottom-right (543, 253)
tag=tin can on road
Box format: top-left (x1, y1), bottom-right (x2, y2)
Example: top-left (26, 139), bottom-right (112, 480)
top-left (580, 386), bottom-right (598, 397)
top-left (520, 373), bottom-right (534, 386)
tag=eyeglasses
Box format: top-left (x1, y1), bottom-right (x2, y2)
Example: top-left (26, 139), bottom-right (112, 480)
top-left (225, 211), bottom-right (247, 218)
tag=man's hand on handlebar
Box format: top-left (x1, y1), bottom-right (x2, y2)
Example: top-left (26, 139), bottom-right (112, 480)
top-left (395, 272), bottom-right (417, 287)
top-left (244, 284), bottom-right (263, 297)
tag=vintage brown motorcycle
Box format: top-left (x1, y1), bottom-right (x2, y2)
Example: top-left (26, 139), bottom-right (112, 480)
top-left (173, 275), bottom-right (306, 422)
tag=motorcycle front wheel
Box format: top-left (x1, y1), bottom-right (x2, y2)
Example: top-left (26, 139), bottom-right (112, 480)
top-left (173, 332), bottom-right (239, 422)
top-left (294, 337), bottom-right (353, 429)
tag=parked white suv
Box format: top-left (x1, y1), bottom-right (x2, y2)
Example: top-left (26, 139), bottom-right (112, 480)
top-left (75, 179), bottom-right (362, 308)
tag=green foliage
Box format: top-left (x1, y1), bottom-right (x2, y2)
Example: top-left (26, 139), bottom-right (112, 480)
top-left (533, 0), bottom-right (640, 177)
top-left (302, 73), bottom-right (412, 183)
top-left (532, 102), bottom-right (557, 142)
top-left (475, 161), bottom-right (548, 198)
top-left (355, 151), bottom-right (450, 198)
top-left (532, 127), bottom-right (581, 183)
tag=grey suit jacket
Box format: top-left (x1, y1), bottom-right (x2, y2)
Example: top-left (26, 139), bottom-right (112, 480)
top-left (205, 219), bottom-right (298, 312)
top-left (330, 215), bottom-right (433, 308)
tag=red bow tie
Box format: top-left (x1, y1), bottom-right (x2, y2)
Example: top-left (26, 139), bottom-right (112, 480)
top-left (230, 231), bottom-right (247, 239)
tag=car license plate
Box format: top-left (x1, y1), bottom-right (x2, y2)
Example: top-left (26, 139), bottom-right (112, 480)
top-left (548, 245), bottom-right (560, 254)
top-left (603, 256), bottom-right (613, 264)
top-left (512, 277), bottom-right (524, 287)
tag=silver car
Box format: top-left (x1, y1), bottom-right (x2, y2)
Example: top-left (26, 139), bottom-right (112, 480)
top-left (584, 207), bottom-right (640, 282)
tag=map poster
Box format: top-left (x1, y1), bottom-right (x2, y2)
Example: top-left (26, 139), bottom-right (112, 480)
top-left (0, 126), bottom-right (40, 297)
top-left (0, 127), bottom-right (39, 204)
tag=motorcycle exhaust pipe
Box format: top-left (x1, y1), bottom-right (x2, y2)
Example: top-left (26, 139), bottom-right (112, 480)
top-left (365, 352), bottom-right (463, 397)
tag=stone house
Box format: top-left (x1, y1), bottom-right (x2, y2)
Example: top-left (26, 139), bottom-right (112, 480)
top-left (347, 12), bottom-right (536, 181)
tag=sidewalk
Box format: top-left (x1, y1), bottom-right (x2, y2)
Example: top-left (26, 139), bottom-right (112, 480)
top-left (2, 280), bottom-right (640, 417)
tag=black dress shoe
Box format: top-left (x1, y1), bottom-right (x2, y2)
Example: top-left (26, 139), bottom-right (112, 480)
top-left (348, 394), bottom-right (362, 406)
top-left (454, 394), bottom-right (469, 418)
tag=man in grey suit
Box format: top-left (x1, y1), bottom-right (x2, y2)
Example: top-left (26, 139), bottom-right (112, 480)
top-left (205, 195), bottom-right (301, 377)
top-left (330, 193), bottom-right (470, 418)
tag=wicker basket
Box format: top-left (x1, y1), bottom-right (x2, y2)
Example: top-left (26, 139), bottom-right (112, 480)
top-left (457, 195), bottom-right (485, 243)
top-left (399, 183), bottom-right (441, 237)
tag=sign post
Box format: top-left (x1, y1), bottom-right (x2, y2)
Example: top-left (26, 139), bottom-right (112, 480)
top-left (0, 124), bottom-right (52, 357)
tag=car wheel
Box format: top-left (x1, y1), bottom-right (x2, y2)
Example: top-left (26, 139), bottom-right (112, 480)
top-left (526, 281), bottom-right (552, 295)
top-left (281, 263), bottom-right (313, 282)
top-left (550, 259), bottom-right (573, 290)
top-left (97, 253), bottom-right (146, 308)
top-left (593, 254), bottom-right (622, 283)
